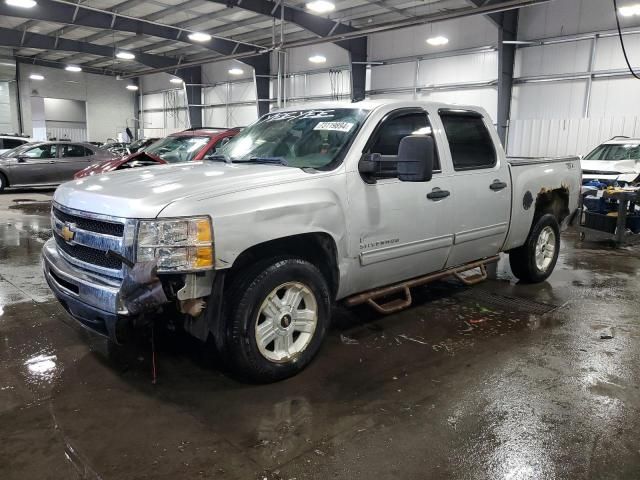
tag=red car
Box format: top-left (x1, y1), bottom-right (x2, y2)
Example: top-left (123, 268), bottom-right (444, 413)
top-left (74, 127), bottom-right (239, 179)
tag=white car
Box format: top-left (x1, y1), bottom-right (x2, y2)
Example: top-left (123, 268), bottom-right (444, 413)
top-left (581, 137), bottom-right (640, 185)
top-left (0, 135), bottom-right (32, 155)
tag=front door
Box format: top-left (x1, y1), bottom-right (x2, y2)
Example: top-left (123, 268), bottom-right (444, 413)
top-left (9, 144), bottom-right (58, 185)
top-left (437, 109), bottom-right (511, 268)
top-left (346, 108), bottom-right (455, 294)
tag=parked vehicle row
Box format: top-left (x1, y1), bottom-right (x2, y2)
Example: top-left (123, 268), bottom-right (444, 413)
top-left (0, 134), bottom-right (32, 154)
top-left (0, 129), bottom-right (239, 190)
top-left (42, 99), bottom-right (581, 382)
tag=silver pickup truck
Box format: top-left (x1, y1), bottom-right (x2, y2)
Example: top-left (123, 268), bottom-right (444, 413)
top-left (43, 100), bottom-right (581, 381)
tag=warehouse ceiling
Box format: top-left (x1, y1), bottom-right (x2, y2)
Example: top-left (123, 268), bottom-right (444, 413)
top-left (0, 0), bottom-right (505, 76)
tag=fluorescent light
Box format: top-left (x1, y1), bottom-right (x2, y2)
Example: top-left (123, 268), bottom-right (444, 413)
top-left (116, 51), bottom-right (135, 60)
top-left (188, 32), bottom-right (211, 42)
top-left (65, 65), bottom-right (82, 72)
top-left (126, 85), bottom-right (139, 91)
top-left (619, 4), bottom-right (640, 16)
top-left (306, 1), bottom-right (335, 13)
top-left (309, 54), bottom-right (327, 64)
top-left (426, 36), bottom-right (449, 46)
top-left (29, 73), bottom-right (44, 80)
top-left (228, 68), bottom-right (244, 75)
top-left (5, 0), bottom-right (37, 8)
top-left (503, 40), bottom-right (539, 45)
top-left (170, 78), bottom-right (183, 84)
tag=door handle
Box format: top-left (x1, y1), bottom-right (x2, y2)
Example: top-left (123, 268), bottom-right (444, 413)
top-left (427, 188), bottom-right (450, 200)
top-left (490, 180), bottom-right (508, 191)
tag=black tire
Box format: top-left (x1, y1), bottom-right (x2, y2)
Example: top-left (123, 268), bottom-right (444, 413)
top-left (220, 257), bottom-right (331, 382)
top-left (509, 213), bottom-right (560, 283)
top-left (0, 173), bottom-right (7, 192)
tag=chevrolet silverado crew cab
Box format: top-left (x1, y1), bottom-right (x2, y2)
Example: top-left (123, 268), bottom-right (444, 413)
top-left (43, 100), bottom-right (581, 381)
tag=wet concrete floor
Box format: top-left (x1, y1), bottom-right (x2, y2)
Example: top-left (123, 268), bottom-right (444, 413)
top-left (1, 190), bottom-right (639, 479)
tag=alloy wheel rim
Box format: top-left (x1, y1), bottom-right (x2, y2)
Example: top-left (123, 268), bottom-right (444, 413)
top-left (535, 226), bottom-right (556, 272)
top-left (255, 281), bottom-right (318, 363)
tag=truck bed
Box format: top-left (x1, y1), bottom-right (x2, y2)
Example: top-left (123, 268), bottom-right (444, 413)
top-left (508, 156), bottom-right (579, 167)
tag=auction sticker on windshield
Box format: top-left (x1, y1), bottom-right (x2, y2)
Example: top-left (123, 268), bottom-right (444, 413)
top-left (313, 122), bottom-right (355, 132)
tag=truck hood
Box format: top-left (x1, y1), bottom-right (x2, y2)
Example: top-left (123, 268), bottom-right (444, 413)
top-left (54, 161), bottom-right (311, 218)
top-left (581, 159), bottom-right (640, 174)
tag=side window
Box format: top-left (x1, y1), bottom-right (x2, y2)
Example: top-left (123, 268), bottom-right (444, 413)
top-left (84, 147), bottom-right (94, 156)
top-left (24, 144), bottom-right (57, 159)
top-left (4, 139), bottom-right (25, 149)
top-left (367, 111), bottom-right (440, 179)
top-left (440, 112), bottom-right (496, 171)
top-left (60, 144), bottom-right (87, 158)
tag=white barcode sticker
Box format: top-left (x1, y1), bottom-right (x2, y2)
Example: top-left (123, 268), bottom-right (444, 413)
top-left (314, 121), bottom-right (354, 132)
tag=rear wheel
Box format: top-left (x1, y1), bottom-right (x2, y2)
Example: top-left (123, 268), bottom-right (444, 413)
top-left (221, 257), bottom-right (331, 382)
top-left (509, 213), bottom-right (560, 283)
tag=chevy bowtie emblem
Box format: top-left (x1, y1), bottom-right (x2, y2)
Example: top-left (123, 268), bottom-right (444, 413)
top-left (61, 223), bottom-right (76, 243)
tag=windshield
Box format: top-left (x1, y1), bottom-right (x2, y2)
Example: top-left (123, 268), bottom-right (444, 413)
top-left (584, 143), bottom-right (640, 161)
top-left (144, 135), bottom-right (209, 163)
top-left (218, 108), bottom-right (369, 169)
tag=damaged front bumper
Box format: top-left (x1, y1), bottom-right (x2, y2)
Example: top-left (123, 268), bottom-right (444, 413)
top-left (42, 237), bottom-right (127, 340)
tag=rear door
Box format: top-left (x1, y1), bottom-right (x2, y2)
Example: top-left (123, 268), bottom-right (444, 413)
top-left (9, 144), bottom-right (58, 185)
top-left (437, 109), bottom-right (511, 268)
top-left (57, 143), bottom-right (93, 181)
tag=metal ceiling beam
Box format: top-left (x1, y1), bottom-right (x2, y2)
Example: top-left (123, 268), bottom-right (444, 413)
top-left (15, 55), bottom-right (121, 76)
top-left (205, 0), bottom-right (367, 102)
top-left (0, 27), bottom-right (177, 70)
top-left (0, 0), bottom-right (259, 58)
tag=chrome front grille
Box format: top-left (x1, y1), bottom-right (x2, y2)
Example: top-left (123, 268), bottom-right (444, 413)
top-left (51, 203), bottom-right (133, 279)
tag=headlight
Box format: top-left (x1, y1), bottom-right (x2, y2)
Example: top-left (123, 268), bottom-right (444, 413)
top-left (136, 217), bottom-right (213, 272)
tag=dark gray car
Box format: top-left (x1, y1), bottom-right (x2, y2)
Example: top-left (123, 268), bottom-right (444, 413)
top-left (0, 141), bottom-right (115, 191)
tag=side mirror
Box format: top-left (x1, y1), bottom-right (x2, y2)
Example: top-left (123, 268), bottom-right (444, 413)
top-left (17, 156), bottom-right (27, 163)
top-left (397, 136), bottom-right (435, 182)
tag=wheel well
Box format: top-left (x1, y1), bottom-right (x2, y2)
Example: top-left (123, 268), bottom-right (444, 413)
top-left (534, 187), bottom-right (570, 224)
top-left (226, 233), bottom-right (340, 298)
top-left (0, 171), bottom-right (8, 187)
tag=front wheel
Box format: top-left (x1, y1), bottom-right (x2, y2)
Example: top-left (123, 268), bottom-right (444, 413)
top-left (0, 173), bottom-right (7, 192)
top-left (221, 257), bottom-right (331, 382)
top-left (509, 213), bottom-right (560, 283)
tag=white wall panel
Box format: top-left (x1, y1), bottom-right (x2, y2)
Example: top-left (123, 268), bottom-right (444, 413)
top-left (0, 81), bottom-right (12, 132)
top-left (518, 0), bottom-right (640, 39)
top-left (589, 77), bottom-right (640, 117)
top-left (230, 81), bottom-right (256, 103)
top-left (368, 15), bottom-right (497, 61)
top-left (227, 105), bottom-right (257, 127)
top-left (514, 41), bottom-right (592, 77)
top-left (370, 63), bottom-right (415, 90)
top-left (511, 81), bottom-right (587, 120)
top-left (142, 93), bottom-right (164, 110)
top-left (594, 34), bottom-right (640, 71)
top-left (203, 107), bottom-right (227, 127)
top-left (203, 85), bottom-right (227, 106)
top-left (203, 60), bottom-right (253, 83)
top-left (419, 51), bottom-right (497, 84)
top-left (283, 44), bottom-right (348, 72)
top-left (507, 116), bottom-right (640, 158)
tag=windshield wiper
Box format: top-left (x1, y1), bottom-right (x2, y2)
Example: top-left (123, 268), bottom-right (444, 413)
top-left (204, 154), bottom-right (232, 163)
top-left (243, 156), bottom-right (289, 166)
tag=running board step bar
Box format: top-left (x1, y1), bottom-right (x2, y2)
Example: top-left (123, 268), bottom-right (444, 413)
top-left (344, 256), bottom-right (500, 315)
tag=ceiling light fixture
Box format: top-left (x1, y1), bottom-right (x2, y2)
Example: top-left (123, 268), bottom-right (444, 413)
top-left (29, 73), bottom-right (44, 80)
top-left (126, 85), bottom-right (139, 91)
top-left (5, 0), bottom-right (37, 8)
top-left (228, 68), bottom-right (244, 75)
top-left (502, 40), bottom-right (539, 45)
top-left (188, 32), bottom-right (211, 42)
top-left (65, 65), bottom-right (82, 72)
top-left (170, 78), bottom-right (183, 84)
top-left (116, 51), bottom-right (135, 60)
top-left (619, 4), bottom-right (640, 16)
top-left (306, 1), bottom-right (335, 14)
top-left (308, 54), bottom-right (327, 64)
top-left (426, 36), bottom-right (449, 46)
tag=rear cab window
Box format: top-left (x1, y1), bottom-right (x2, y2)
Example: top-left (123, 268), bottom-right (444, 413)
top-left (439, 110), bottom-right (496, 171)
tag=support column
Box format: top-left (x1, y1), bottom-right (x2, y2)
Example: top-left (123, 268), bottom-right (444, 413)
top-left (177, 66), bottom-right (203, 129)
top-left (247, 54), bottom-right (271, 118)
top-left (496, 10), bottom-right (518, 146)
top-left (340, 37), bottom-right (367, 102)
